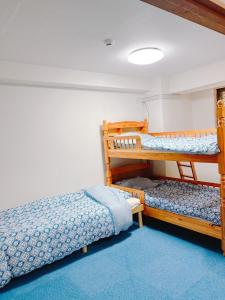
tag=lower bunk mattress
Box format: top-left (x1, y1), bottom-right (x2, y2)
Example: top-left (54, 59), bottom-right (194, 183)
top-left (0, 185), bottom-right (132, 288)
top-left (116, 177), bottom-right (220, 226)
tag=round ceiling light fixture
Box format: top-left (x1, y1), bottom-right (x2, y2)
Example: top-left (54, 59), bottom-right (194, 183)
top-left (128, 47), bottom-right (164, 65)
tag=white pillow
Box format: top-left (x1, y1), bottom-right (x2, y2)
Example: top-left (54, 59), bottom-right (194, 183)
top-left (127, 197), bottom-right (140, 208)
top-left (117, 177), bottom-right (159, 190)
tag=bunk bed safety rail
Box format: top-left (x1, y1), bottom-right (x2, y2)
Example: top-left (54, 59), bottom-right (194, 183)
top-left (110, 184), bottom-right (145, 204)
top-left (106, 136), bottom-right (142, 150)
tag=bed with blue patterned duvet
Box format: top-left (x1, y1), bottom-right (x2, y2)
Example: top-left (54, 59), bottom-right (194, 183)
top-left (0, 185), bottom-right (132, 288)
top-left (119, 132), bottom-right (219, 154)
top-left (117, 177), bottom-right (220, 225)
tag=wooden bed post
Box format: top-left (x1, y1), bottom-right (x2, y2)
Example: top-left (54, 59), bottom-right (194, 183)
top-left (142, 118), bottom-right (148, 133)
top-left (216, 88), bottom-right (225, 255)
top-left (102, 120), bottom-right (112, 185)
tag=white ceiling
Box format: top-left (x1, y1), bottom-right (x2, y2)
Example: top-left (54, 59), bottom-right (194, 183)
top-left (1, 0), bottom-right (225, 78)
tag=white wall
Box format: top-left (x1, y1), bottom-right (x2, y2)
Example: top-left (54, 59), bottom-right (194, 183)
top-left (190, 90), bottom-right (219, 183)
top-left (191, 89), bottom-right (216, 129)
top-left (0, 85), bottom-right (143, 210)
top-left (165, 59), bottom-right (225, 94)
top-left (145, 95), bottom-right (193, 177)
top-left (162, 96), bottom-right (192, 178)
top-left (0, 61), bottom-right (160, 95)
top-left (144, 91), bottom-right (219, 183)
top-left (0, 60), bottom-right (222, 210)
top-left (144, 97), bottom-right (165, 175)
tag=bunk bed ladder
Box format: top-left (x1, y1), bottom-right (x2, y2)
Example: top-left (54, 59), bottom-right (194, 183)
top-left (176, 161), bottom-right (197, 181)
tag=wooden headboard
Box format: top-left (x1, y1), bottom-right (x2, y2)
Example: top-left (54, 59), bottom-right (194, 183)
top-left (102, 119), bottom-right (148, 137)
top-left (111, 162), bottom-right (152, 183)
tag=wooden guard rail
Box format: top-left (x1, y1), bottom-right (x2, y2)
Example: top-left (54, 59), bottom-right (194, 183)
top-left (107, 136), bottom-right (141, 150)
top-left (106, 128), bottom-right (217, 151)
top-left (110, 184), bottom-right (145, 204)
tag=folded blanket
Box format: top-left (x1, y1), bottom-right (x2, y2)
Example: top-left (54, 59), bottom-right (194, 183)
top-left (85, 185), bottom-right (133, 235)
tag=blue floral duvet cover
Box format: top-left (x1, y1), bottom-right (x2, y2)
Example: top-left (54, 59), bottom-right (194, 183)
top-left (0, 186), bottom-right (132, 288)
top-left (117, 178), bottom-right (220, 225)
top-left (144, 180), bottom-right (220, 225)
top-left (119, 132), bottom-right (219, 154)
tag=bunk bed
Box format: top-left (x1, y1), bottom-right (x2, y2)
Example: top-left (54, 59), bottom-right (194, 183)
top-left (102, 87), bottom-right (225, 255)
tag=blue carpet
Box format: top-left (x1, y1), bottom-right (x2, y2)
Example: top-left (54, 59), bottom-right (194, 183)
top-left (1, 218), bottom-right (225, 300)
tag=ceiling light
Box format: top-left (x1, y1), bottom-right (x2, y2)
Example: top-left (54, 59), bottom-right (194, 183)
top-left (128, 48), bottom-right (164, 65)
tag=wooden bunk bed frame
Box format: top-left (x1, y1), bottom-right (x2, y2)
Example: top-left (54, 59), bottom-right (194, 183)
top-left (102, 87), bottom-right (225, 254)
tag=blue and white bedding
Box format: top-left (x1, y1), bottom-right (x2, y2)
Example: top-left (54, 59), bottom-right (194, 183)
top-left (119, 132), bottom-right (219, 154)
top-left (0, 185), bottom-right (132, 288)
top-left (117, 178), bottom-right (220, 225)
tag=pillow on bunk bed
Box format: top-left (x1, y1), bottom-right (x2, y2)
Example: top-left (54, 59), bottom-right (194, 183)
top-left (116, 177), bottom-right (159, 190)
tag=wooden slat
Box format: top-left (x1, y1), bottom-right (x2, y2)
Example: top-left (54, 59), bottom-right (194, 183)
top-left (111, 162), bottom-right (152, 182)
top-left (103, 119), bottom-right (148, 134)
top-left (107, 136), bottom-right (142, 150)
top-left (183, 175), bottom-right (195, 179)
top-left (110, 184), bottom-right (145, 204)
top-left (141, 0), bottom-right (225, 35)
top-left (178, 164), bottom-right (192, 168)
top-left (106, 121), bottom-right (145, 130)
top-left (111, 163), bottom-right (149, 176)
top-left (144, 206), bottom-right (222, 239)
top-left (108, 149), bottom-right (218, 163)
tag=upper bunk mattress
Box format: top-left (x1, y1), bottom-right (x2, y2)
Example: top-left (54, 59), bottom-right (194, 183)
top-left (119, 132), bottom-right (219, 154)
top-left (116, 178), bottom-right (220, 225)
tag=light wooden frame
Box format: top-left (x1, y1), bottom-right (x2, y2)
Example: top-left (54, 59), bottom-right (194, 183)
top-left (102, 87), bottom-right (225, 254)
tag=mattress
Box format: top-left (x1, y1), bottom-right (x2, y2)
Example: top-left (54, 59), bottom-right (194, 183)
top-left (116, 178), bottom-right (220, 225)
top-left (119, 132), bottom-right (219, 154)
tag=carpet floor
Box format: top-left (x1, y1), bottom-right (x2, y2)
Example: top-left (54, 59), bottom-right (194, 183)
top-left (1, 218), bottom-right (225, 300)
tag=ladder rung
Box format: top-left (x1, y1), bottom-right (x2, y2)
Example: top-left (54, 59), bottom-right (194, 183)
top-left (182, 175), bottom-right (194, 179)
top-left (177, 161), bottom-right (197, 181)
top-left (179, 164), bottom-right (192, 168)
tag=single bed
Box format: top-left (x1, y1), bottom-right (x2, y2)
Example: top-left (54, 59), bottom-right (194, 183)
top-left (116, 177), bottom-right (220, 225)
top-left (0, 185), bottom-right (140, 289)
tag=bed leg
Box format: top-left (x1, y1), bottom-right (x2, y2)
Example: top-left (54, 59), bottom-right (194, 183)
top-left (138, 211), bottom-right (143, 228)
top-left (222, 239), bottom-right (225, 256)
top-left (82, 246), bottom-right (88, 254)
